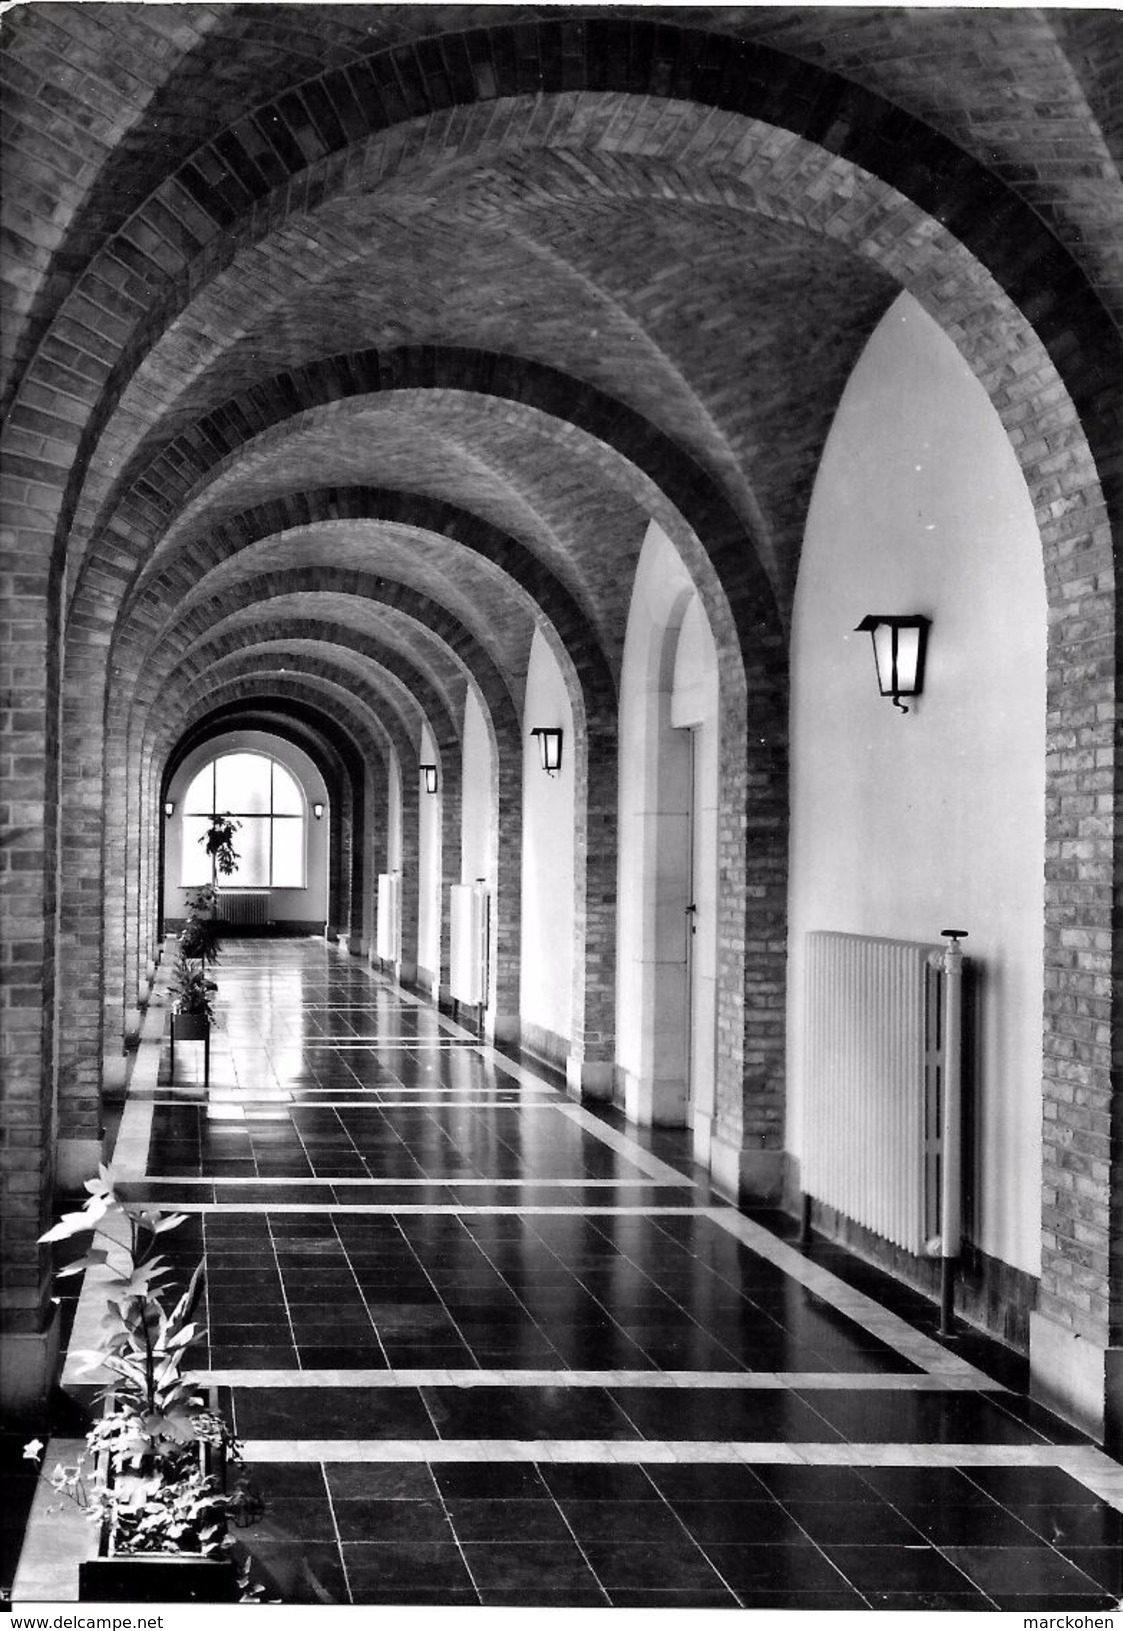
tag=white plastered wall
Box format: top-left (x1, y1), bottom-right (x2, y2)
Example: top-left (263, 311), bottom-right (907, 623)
top-left (788, 291), bottom-right (1047, 1276)
top-left (519, 628), bottom-right (575, 1047)
top-left (617, 520), bottom-right (719, 1131)
top-left (670, 597), bottom-right (720, 1160)
top-left (416, 720), bottom-right (441, 992)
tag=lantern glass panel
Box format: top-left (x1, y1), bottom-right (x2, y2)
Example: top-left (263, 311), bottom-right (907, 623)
top-left (894, 624), bottom-right (922, 694)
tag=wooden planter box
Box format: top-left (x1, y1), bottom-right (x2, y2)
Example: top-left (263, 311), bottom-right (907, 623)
top-left (79, 1390), bottom-right (237, 1602)
top-left (79, 1554), bottom-right (238, 1603)
top-left (170, 1011), bottom-right (210, 1085)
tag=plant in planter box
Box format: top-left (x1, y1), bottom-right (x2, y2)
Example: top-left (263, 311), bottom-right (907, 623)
top-left (179, 884), bottom-right (222, 967)
top-left (25, 1168), bottom-right (264, 1601)
top-left (169, 951), bottom-right (217, 1026)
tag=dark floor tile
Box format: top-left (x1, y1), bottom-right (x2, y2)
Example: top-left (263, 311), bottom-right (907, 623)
top-left (324, 1461), bottom-right (438, 1501)
top-left (781, 1498), bottom-right (923, 1545)
top-left (964, 1465), bottom-right (1107, 1505)
top-left (608, 1586), bottom-right (740, 1607)
top-left (209, 1345), bottom-right (296, 1368)
top-left (702, 1542), bottom-right (850, 1593)
top-left (909, 1503), bottom-right (1040, 1546)
top-left (207, 1286), bottom-right (287, 1308)
top-left (232, 1385), bottom-right (435, 1440)
top-left (479, 1587), bottom-right (607, 1606)
top-left (538, 1463), bottom-right (660, 1501)
top-left (671, 1497), bottom-right (812, 1545)
top-left (1018, 1505), bottom-right (1123, 1546)
top-left (348, 1587), bottom-right (482, 1605)
top-left (1055, 1547), bottom-right (1123, 1592)
top-left (459, 1540), bottom-right (601, 1590)
top-left (866, 1591), bottom-right (995, 1610)
top-left (422, 1384), bottom-right (640, 1440)
top-left (732, 1588), bottom-right (869, 1609)
top-left (611, 1386), bottom-right (838, 1442)
top-left (333, 1497), bottom-right (451, 1543)
top-left (988, 1392), bottom-right (1093, 1444)
top-left (380, 1342), bottom-right (477, 1367)
top-left (239, 1461), bottom-right (327, 1499)
top-left (237, 1539), bottom-right (348, 1604)
top-left (342, 1541), bottom-right (475, 1591)
top-left (795, 1388), bottom-right (1051, 1445)
top-left (822, 1542), bottom-right (979, 1595)
top-left (432, 1461), bottom-right (551, 1500)
top-left (296, 1345), bottom-right (388, 1368)
top-left (647, 1462), bottom-right (770, 1501)
top-left (990, 1595), bottom-right (1121, 1612)
top-left (249, 1495), bottom-right (337, 1541)
top-left (559, 1498), bottom-right (690, 1544)
top-left (858, 1465), bottom-right (1007, 1505)
top-left (943, 1545), bottom-right (1110, 1596)
top-left (582, 1538), bottom-right (726, 1590)
top-left (445, 1498), bottom-right (570, 1542)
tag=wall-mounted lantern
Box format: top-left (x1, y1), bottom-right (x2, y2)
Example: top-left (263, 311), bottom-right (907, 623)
top-left (421, 764), bottom-right (438, 795)
top-left (312, 801), bottom-right (325, 820)
top-left (530, 727), bottom-right (563, 776)
top-left (164, 800), bottom-right (175, 819)
top-left (855, 615), bottom-right (931, 714)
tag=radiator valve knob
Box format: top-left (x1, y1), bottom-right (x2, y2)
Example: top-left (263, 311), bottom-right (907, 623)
top-left (940, 929), bottom-right (968, 942)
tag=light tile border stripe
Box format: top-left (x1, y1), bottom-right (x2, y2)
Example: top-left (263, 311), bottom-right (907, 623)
top-left (198, 1367), bottom-right (1004, 1391)
top-left (704, 1207), bottom-right (993, 1386)
top-left (130, 1174), bottom-right (690, 1188)
top-left (233, 1438), bottom-right (1123, 1507)
top-left (126, 1203), bottom-right (732, 1215)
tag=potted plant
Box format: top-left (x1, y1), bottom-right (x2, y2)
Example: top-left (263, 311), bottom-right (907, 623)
top-left (24, 1169), bottom-right (264, 1602)
top-left (201, 812), bottom-right (241, 890)
top-left (169, 950), bottom-right (217, 1037)
top-left (171, 874), bottom-right (227, 1077)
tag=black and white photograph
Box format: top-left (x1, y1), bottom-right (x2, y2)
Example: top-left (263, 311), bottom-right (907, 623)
top-left (1, 1), bottom-right (1121, 1619)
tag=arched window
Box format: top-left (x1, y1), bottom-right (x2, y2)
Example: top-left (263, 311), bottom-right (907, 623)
top-left (180, 752), bottom-right (306, 888)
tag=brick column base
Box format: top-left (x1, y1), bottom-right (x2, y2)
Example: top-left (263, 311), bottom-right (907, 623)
top-left (0, 1306), bottom-right (61, 1424)
top-left (58, 1136), bottom-right (103, 1191)
top-left (708, 1129), bottom-right (784, 1206)
top-left (1030, 1311), bottom-right (1123, 1449)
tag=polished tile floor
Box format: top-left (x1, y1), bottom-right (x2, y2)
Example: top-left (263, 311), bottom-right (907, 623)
top-left (64, 941), bottom-right (1123, 1608)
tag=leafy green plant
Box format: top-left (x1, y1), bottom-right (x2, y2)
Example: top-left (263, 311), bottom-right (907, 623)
top-left (200, 813), bottom-right (241, 883)
top-left (180, 883), bottom-right (221, 966)
top-left (25, 1169), bottom-right (260, 1564)
top-left (169, 952), bottom-right (216, 1023)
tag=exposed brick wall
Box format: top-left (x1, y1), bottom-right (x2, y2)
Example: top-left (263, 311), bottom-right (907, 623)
top-left (3, 12), bottom-right (1121, 1398)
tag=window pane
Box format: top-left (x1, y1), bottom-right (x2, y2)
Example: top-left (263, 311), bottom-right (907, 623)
top-left (215, 752), bottom-right (270, 815)
top-left (181, 816), bottom-right (213, 885)
top-left (226, 816), bottom-right (268, 886)
top-left (271, 761), bottom-right (303, 816)
top-left (271, 818), bottom-right (304, 887)
top-left (184, 765), bottom-right (215, 815)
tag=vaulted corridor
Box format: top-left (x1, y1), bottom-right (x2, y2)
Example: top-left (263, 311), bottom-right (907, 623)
top-left (20, 939), bottom-right (1122, 1610)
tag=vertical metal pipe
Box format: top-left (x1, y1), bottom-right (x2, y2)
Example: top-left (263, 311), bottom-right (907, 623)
top-left (938, 928), bottom-right (966, 1334)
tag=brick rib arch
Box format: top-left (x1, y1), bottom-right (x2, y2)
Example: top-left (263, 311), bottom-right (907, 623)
top-left (115, 488), bottom-right (617, 702)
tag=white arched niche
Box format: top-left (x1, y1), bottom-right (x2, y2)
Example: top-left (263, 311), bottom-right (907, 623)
top-left (519, 627), bottom-right (576, 1069)
top-left (789, 290), bottom-right (1047, 1279)
top-left (617, 520), bottom-right (720, 1143)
